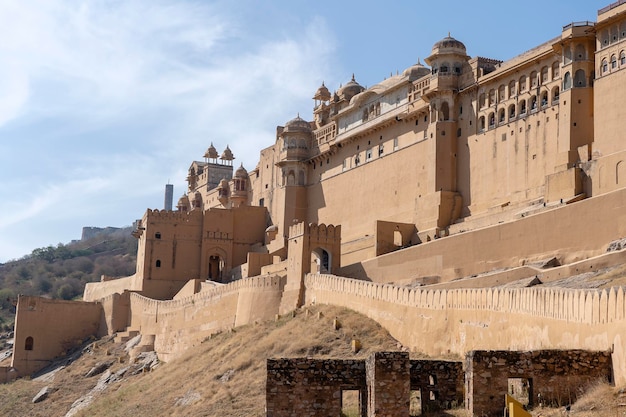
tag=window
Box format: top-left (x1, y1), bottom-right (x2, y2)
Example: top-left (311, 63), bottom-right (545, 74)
top-left (509, 104), bottom-right (516, 120)
top-left (498, 85), bottom-right (506, 102)
top-left (509, 80), bottom-right (516, 98)
top-left (378, 144), bottom-right (384, 157)
top-left (479, 93), bottom-right (486, 109)
top-left (530, 71), bottom-right (538, 88)
top-left (552, 87), bottom-right (560, 104)
top-left (393, 137), bottom-right (399, 150)
top-left (489, 89), bottom-right (496, 105)
top-left (602, 59), bottom-right (608, 74)
top-left (575, 44), bottom-right (586, 60)
top-left (479, 116), bottom-right (485, 132)
top-left (259, 198), bottom-right (264, 207)
top-left (530, 96), bottom-right (537, 111)
top-left (621, 51), bottom-right (626, 66)
top-left (519, 76), bottom-right (526, 92)
top-left (354, 155), bottom-right (360, 166)
top-left (25, 336), bottom-right (34, 351)
top-left (612, 54), bottom-right (617, 69)
top-left (156, 259), bottom-right (161, 268)
top-left (520, 100), bottom-right (527, 115)
top-left (552, 61), bottom-right (560, 79)
top-left (488, 112), bottom-right (495, 128)
top-left (541, 92), bottom-right (548, 107)
top-left (440, 62), bottom-right (449, 73)
top-left (499, 108), bottom-right (505, 123)
top-left (574, 69), bottom-right (586, 87)
top-left (155, 232), bottom-right (161, 239)
top-left (366, 149), bottom-right (372, 161)
top-left (563, 72), bottom-right (572, 90)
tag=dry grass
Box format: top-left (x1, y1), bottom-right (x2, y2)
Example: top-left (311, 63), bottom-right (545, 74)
top-left (529, 381), bottom-right (626, 417)
top-left (0, 305), bottom-right (405, 417)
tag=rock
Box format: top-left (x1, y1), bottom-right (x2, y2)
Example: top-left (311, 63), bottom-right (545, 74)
top-left (124, 335), bottom-right (142, 352)
top-left (32, 386), bottom-right (56, 403)
top-left (174, 389), bottom-right (202, 406)
top-left (85, 360), bottom-right (114, 377)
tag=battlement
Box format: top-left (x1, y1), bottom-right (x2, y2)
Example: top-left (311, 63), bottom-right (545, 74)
top-left (288, 222), bottom-right (341, 240)
top-left (144, 208), bottom-right (203, 222)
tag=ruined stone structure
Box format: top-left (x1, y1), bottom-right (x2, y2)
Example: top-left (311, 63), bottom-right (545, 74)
top-left (266, 352), bottom-right (463, 417)
top-left (4, 2), bottom-right (626, 413)
top-left (266, 350), bottom-right (609, 417)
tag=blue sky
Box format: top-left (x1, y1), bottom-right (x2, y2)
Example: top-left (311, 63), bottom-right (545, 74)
top-left (0, 0), bottom-right (603, 262)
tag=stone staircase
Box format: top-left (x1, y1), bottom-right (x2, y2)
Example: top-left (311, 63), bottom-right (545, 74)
top-left (114, 329), bottom-right (140, 344)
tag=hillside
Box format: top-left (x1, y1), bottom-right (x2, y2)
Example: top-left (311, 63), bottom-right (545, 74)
top-left (0, 227), bottom-right (137, 330)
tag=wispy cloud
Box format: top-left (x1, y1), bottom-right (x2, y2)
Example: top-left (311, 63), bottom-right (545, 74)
top-left (0, 0), bottom-right (337, 261)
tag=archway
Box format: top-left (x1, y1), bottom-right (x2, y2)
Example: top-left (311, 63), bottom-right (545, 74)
top-left (208, 254), bottom-right (224, 282)
top-left (311, 247), bottom-right (331, 274)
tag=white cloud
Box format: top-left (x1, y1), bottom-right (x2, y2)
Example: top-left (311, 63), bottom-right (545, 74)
top-left (0, 1), bottom-right (338, 262)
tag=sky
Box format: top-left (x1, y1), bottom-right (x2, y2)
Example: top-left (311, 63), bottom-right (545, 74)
top-left (0, 0), bottom-right (605, 262)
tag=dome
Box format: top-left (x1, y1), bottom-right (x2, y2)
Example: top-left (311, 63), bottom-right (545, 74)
top-left (204, 142), bottom-right (218, 159)
top-left (313, 82), bottom-right (331, 101)
top-left (431, 34), bottom-right (466, 55)
top-left (234, 164), bottom-right (248, 179)
top-left (337, 74), bottom-right (365, 101)
top-left (283, 114), bottom-right (312, 133)
top-left (403, 59), bottom-right (430, 81)
top-left (220, 145), bottom-right (234, 161)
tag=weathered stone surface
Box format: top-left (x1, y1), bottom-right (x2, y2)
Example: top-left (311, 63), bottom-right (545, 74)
top-left (85, 360), bottom-right (114, 378)
top-left (32, 386), bottom-right (56, 403)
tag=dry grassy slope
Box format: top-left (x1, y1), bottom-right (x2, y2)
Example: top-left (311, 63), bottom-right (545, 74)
top-left (0, 305), bottom-right (404, 417)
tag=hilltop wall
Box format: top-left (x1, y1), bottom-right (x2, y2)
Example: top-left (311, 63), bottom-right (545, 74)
top-left (305, 273), bottom-right (626, 385)
top-left (126, 275), bottom-right (285, 361)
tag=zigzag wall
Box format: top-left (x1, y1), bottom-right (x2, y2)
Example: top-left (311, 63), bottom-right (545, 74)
top-left (304, 273), bottom-right (626, 385)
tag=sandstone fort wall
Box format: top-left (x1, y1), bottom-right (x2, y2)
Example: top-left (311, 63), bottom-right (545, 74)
top-left (305, 273), bottom-right (626, 385)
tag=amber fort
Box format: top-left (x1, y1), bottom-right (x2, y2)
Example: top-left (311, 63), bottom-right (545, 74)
top-left (5, 2), bottom-right (626, 415)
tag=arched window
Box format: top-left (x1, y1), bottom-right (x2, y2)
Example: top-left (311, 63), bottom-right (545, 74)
top-left (488, 112), bottom-right (495, 128)
top-left (574, 69), bottom-right (586, 87)
top-left (575, 44), bottom-right (586, 61)
top-left (541, 66), bottom-right (549, 84)
top-left (552, 61), bottom-right (560, 79)
top-left (489, 89), bottom-right (496, 105)
top-left (563, 72), bottom-right (572, 90)
top-left (156, 259), bottom-right (161, 268)
top-left (552, 86), bottom-right (560, 104)
top-left (611, 25), bottom-right (619, 43)
top-left (530, 71), bottom-right (538, 88)
top-left (508, 104), bottom-right (516, 120)
top-left (508, 80), bottom-right (516, 98)
top-left (440, 62), bottom-right (449, 73)
top-left (564, 46), bottom-right (572, 63)
top-left (479, 93), bottom-right (486, 109)
top-left (601, 30), bottom-right (610, 47)
top-left (621, 22), bottom-right (626, 39)
top-left (541, 91), bottom-right (548, 107)
top-left (621, 51), bottom-right (626, 66)
top-left (530, 96), bottom-right (537, 111)
top-left (519, 100), bottom-right (527, 115)
top-left (602, 59), bottom-right (608, 74)
top-left (498, 85), bottom-right (506, 102)
top-left (612, 54), bottom-right (618, 69)
top-left (441, 102), bottom-right (450, 121)
top-left (362, 109), bottom-right (368, 122)
top-left (498, 108), bottom-right (505, 123)
top-left (479, 116), bottom-right (485, 132)
top-left (25, 336), bottom-right (34, 351)
top-left (519, 76), bottom-right (526, 92)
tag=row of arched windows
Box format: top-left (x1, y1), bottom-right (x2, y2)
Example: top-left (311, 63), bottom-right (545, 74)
top-left (562, 69), bottom-right (588, 90)
top-left (599, 24), bottom-right (626, 49)
top-left (478, 62), bottom-right (559, 109)
top-left (432, 62), bottom-right (463, 75)
top-left (477, 87), bottom-right (559, 132)
top-left (600, 51), bottom-right (626, 75)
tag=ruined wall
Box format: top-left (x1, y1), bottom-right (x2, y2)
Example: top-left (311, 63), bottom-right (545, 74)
top-left (410, 360), bottom-right (464, 412)
top-left (305, 273), bottom-right (626, 385)
top-left (466, 350), bottom-right (612, 417)
top-left (266, 358), bottom-right (367, 417)
top-left (11, 296), bottom-right (102, 377)
top-left (366, 352), bottom-right (410, 417)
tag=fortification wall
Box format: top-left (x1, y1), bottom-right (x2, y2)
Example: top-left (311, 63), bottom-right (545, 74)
top-left (83, 274), bottom-right (142, 302)
top-left (11, 296), bottom-right (102, 377)
top-left (346, 187), bottom-right (626, 283)
top-left (127, 275), bottom-right (285, 361)
top-left (305, 274), bottom-right (626, 385)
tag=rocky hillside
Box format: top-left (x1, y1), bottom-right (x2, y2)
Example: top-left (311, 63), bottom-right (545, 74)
top-left (0, 227), bottom-right (137, 330)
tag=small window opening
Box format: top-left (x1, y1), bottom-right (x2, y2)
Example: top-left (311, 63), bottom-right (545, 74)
top-left (155, 232), bottom-right (161, 239)
top-left (156, 259), bottom-right (162, 268)
top-left (25, 336), bottom-right (34, 351)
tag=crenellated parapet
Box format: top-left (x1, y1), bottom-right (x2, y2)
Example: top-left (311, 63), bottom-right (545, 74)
top-left (145, 208), bottom-right (203, 222)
